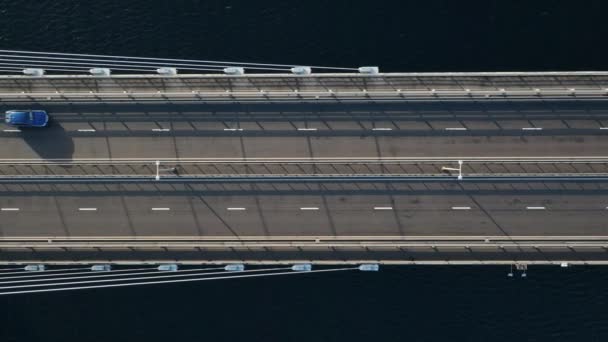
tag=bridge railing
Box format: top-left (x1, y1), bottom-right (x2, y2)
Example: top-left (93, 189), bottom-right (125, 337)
top-left (0, 88), bottom-right (606, 103)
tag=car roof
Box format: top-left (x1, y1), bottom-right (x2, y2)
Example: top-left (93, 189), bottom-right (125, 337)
top-left (8, 112), bottom-right (29, 124)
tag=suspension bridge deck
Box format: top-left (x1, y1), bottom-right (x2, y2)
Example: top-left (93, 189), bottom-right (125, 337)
top-left (0, 71), bottom-right (607, 265)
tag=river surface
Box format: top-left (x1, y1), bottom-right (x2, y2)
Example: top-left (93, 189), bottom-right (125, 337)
top-left (1, 1), bottom-right (608, 341)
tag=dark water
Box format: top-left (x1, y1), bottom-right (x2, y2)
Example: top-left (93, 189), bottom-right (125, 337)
top-left (1, 1), bottom-right (608, 72)
top-left (3, 266), bottom-right (608, 341)
top-left (2, 1), bottom-right (608, 341)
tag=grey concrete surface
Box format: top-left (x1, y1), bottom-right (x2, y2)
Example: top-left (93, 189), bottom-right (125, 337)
top-left (0, 159), bottom-right (606, 179)
top-left (0, 72), bottom-right (605, 94)
top-left (2, 247), bottom-right (607, 265)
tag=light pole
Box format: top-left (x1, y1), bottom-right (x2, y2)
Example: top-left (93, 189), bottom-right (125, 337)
top-left (155, 160), bottom-right (160, 181)
top-left (441, 160), bottom-right (463, 180)
top-left (155, 160), bottom-right (178, 180)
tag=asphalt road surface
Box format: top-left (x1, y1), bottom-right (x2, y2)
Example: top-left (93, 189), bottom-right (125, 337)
top-left (0, 179), bottom-right (606, 238)
top-left (1, 100), bottom-right (608, 159)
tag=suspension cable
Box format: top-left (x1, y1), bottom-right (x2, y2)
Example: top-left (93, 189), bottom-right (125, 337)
top-left (0, 267), bottom-right (357, 295)
top-left (0, 67), bottom-right (86, 73)
top-left (0, 267), bottom-right (155, 280)
top-left (0, 267), bottom-right (239, 290)
top-left (0, 267), bottom-right (224, 285)
top-left (0, 49), bottom-right (358, 71)
top-left (0, 61), bottom-right (158, 72)
top-left (0, 55), bottom-right (289, 71)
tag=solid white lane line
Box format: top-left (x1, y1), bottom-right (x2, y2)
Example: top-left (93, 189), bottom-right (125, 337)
top-left (151, 208), bottom-right (171, 211)
top-left (444, 127), bottom-right (467, 131)
top-left (522, 127), bottom-right (543, 130)
top-left (2, 157), bottom-right (608, 162)
top-left (300, 207), bottom-right (319, 211)
top-left (1, 208), bottom-right (19, 211)
top-left (372, 128), bottom-right (393, 131)
top-left (297, 128), bottom-right (318, 131)
top-left (227, 207), bottom-right (246, 211)
top-left (3, 129), bottom-right (21, 132)
top-left (526, 206), bottom-right (546, 210)
top-left (223, 128), bottom-right (243, 131)
top-left (78, 208), bottom-right (97, 211)
top-left (77, 129), bottom-right (96, 132)
top-left (373, 207), bottom-right (393, 210)
top-left (451, 206), bottom-right (471, 210)
top-left (600, 127), bottom-right (608, 130)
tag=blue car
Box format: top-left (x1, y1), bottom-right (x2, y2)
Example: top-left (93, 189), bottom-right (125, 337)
top-left (5, 110), bottom-right (49, 127)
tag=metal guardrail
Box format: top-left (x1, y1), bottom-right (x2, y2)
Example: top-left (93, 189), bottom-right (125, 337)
top-left (1, 176), bottom-right (608, 184)
top-left (4, 235), bottom-right (608, 241)
top-left (2, 89), bottom-right (607, 97)
top-left (0, 89), bottom-right (606, 104)
top-left (1, 70), bottom-right (608, 77)
top-left (1, 241), bottom-right (608, 248)
top-left (1, 157), bottom-right (608, 164)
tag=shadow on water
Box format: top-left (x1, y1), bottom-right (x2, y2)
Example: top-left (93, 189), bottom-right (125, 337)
top-left (19, 118), bottom-right (74, 160)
